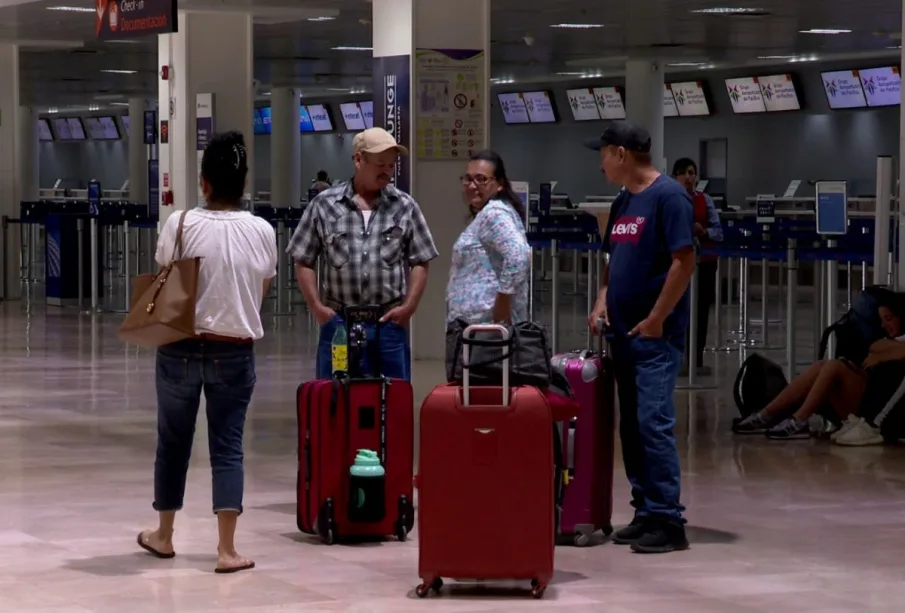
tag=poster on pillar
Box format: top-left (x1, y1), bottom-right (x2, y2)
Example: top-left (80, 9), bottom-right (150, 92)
top-left (372, 55), bottom-right (411, 194)
top-left (95, 0), bottom-right (178, 41)
top-left (196, 93), bottom-right (215, 208)
top-left (414, 49), bottom-right (486, 161)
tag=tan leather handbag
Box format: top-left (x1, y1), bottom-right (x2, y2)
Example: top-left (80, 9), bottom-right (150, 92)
top-left (118, 210), bottom-right (199, 348)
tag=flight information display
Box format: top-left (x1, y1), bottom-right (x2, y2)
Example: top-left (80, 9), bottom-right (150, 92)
top-left (859, 66), bottom-right (901, 107)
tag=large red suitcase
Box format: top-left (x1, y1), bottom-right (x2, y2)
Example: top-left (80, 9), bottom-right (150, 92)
top-left (296, 371), bottom-right (414, 542)
top-left (416, 324), bottom-right (554, 599)
top-left (550, 339), bottom-right (615, 546)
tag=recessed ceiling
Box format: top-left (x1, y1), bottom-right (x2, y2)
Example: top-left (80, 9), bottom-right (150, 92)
top-left (1, 0), bottom-right (901, 108)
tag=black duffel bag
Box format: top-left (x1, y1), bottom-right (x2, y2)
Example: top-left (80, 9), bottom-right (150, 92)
top-left (445, 319), bottom-right (552, 388)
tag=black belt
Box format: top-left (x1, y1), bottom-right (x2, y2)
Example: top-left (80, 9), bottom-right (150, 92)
top-left (324, 298), bottom-right (403, 318)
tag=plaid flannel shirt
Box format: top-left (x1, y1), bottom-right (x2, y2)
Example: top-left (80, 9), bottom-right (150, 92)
top-left (287, 180), bottom-right (439, 306)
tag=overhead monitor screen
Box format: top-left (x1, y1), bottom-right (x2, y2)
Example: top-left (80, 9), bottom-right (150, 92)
top-left (339, 102), bottom-right (366, 131)
top-left (121, 114), bottom-right (130, 135)
top-left (859, 66), bottom-right (901, 107)
top-left (53, 118), bottom-right (72, 140)
top-left (725, 77), bottom-right (767, 113)
top-left (37, 118), bottom-right (53, 141)
top-left (258, 106), bottom-right (272, 134)
top-left (592, 86), bottom-right (626, 120)
top-left (299, 105), bottom-right (314, 132)
top-left (306, 104), bottom-right (333, 131)
top-left (821, 69), bottom-right (867, 109)
top-left (663, 84), bottom-right (679, 117)
top-left (522, 91), bottom-right (557, 123)
top-left (359, 100), bottom-right (374, 128)
top-left (496, 92), bottom-right (530, 124)
top-left (67, 117), bottom-right (86, 140)
top-left (83, 117), bottom-right (103, 139)
top-left (252, 108), bottom-right (266, 135)
top-left (98, 116), bottom-right (120, 139)
top-left (758, 74), bottom-right (801, 111)
top-left (670, 81), bottom-right (711, 116)
top-left (566, 88), bottom-right (600, 121)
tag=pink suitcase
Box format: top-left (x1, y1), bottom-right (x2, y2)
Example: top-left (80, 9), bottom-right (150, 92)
top-left (550, 341), bottom-right (615, 546)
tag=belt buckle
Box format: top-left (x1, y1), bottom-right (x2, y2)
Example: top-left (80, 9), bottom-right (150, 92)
top-left (343, 305), bottom-right (382, 325)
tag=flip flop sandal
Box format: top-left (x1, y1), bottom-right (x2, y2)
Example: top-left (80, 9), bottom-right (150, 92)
top-left (136, 532), bottom-right (176, 559)
top-left (215, 561), bottom-right (256, 574)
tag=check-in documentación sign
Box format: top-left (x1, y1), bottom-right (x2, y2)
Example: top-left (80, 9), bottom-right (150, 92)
top-left (96, 0), bottom-right (177, 40)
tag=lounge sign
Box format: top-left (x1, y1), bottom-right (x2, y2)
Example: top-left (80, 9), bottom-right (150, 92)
top-left (96, 0), bottom-right (178, 40)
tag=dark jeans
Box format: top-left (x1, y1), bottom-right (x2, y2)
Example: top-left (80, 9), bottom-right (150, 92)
top-left (153, 339), bottom-right (255, 515)
top-left (610, 334), bottom-right (686, 523)
top-left (316, 315), bottom-right (410, 380)
top-left (686, 260), bottom-right (718, 367)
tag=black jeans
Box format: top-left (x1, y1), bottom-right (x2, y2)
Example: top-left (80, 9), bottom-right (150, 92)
top-left (686, 260), bottom-right (718, 368)
top-left (153, 339), bottom-right (256, 514)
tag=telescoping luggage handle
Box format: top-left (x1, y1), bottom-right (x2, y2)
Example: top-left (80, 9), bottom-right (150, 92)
top-left (461, 324), bottom-right (510, 407)
top-left (580, 318), bottom-right (609, 359)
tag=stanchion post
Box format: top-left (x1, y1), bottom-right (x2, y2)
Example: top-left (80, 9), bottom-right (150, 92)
top-left (813, 258), bottom-right (824, 361)
top-left (275, 220), bottom-right (289, 315)
top-left (846, 261), bottom-right (853, 308)
top-left (586, 247), bottom-right (595, 348)
top-left (740, 257), bottom-right (750, 341)
top-left (551, 239), bottom-right (560, 354)
top-left (760, 257), bottom-right (769, 346)
top-left (825, 240), bottom-right (839, 358)
top-left (90, 217), bottom-right (99, 312)
top-left (712, 257), bottom-right (723, 350)
top-left (1, 215), bottom-right (7, 301)
top-left (123, 221), bottom-right (132, 309)
top-left (687, 256), bottom-right (699, 387)
top-left (77, 218), bottom-right (84, 310)
top-left (785, 239), bottom-right (798, 381)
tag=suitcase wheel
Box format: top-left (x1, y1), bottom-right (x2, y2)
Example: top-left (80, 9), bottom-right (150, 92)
top-left (415, 578), bottom-right (443, 598)
top-left (395, 495), bottom-right (414, 541)
top-left (315, 499), bottom-right (336, 545)
top-left (530, 579), bottom-right (547, 599)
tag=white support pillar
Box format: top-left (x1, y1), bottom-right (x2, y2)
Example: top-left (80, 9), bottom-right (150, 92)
top-left (270, 87), bottom-right (301, 207)
top-left (128, 97), bottom-right (148, 205)
top-left (373, 0), bottom-right (490, 361)
top-left (0, 43), bottom-right (21, 298)
top-left (16, 106), bottom-right (38, 202)
top-left (157, 10), bottom-right (253, 228)
top-left (625, 59), bottom-right (666, 172)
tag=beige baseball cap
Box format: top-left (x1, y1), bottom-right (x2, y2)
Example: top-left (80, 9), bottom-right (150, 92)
top-left (353, 127), bottom-right (409, 156)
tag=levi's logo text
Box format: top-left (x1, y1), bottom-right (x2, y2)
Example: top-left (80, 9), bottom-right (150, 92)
top-left (96, 0), bottom-right (177, 41)
top-left (610, 216), bottom-right (648, 245)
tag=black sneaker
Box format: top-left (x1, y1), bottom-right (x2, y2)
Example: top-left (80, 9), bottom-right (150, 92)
top-left (612, 518), bottom-right (648, 545)
top-left (765, 417), bottom-right (810, 440)
top-left (630, 519), bottom-right (689, 554)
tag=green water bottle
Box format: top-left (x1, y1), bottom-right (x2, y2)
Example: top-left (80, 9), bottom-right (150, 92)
top-left (349, 449), bottom-right (386, 520)
top-left (331, 324), bottom-right (348, 374)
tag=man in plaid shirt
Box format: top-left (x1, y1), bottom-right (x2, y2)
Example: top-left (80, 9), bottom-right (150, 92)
top-left (288, 127), bottom-right (438, 380)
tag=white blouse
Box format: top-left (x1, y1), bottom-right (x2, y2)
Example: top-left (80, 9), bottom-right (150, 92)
top-left (155, 208), bottom-right (278, 340)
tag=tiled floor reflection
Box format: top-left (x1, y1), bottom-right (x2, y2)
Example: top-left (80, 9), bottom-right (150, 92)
top-left (0, 293), bottom-right (903, 613)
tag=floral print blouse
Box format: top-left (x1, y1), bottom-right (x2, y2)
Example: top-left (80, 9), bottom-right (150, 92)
top-left (445, 199), bottom-right (531, 324)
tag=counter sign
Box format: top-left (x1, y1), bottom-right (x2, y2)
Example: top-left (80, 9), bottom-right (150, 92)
top-left (96, 0), bottom-right (178, 41)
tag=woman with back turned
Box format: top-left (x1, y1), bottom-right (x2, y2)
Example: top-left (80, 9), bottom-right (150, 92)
top-left (136, 132), bottom-right (277, 574)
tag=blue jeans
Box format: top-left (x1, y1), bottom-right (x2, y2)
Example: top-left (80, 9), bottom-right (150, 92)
top-left (316, 315), bottom-right (410, 380)
top-left (610, 334), bottom-right (686, 523)
top-left (153, 339), bottom-right (256, 514)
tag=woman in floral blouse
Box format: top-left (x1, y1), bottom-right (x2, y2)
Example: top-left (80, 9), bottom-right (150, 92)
top-left (446, 150), bottom-right (531, 325)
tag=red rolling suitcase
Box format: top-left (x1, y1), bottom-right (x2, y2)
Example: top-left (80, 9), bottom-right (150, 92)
top-left (296, 311), bottom-right (415, 544)
top-left (550, 334), bottom-right (616, 546)
top-left (416, 324), bottom-right (554, 599)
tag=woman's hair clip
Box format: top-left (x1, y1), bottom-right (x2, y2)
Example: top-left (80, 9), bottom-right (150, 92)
top-left (232, 143), bottom-right (247, 170)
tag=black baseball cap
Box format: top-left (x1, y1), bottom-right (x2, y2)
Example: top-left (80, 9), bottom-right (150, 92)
top-left (584, 120), bottom-right (652, 153)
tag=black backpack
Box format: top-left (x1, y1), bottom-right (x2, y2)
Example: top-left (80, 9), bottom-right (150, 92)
top-left (733, 354), bottom-right (788, 419)
top-left (819, 286), bottom-right (896, 365)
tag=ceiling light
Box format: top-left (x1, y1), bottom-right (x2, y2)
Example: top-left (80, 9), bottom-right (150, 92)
top-left (101, 69), bottom-right (137, 74)
top-left (757, 55), bottom-right (796, 59)
top-left (800, 28), bottom-right (851, 34)
top-left (88, 105), bottom-right (100, 112)
top-left (667, 62), bottom-right (710, 67)
top-left (490, 77), bottom-right (515, 84)
top-left (331, 46), bottom-right (372, 51)
top-left (46, 6), bottom-right (94, 12)
top-left (308, 16), bottom-right (335, 22)
top-left (110, 102), bottom-right (129, 107)
top-left (47, 108), bottom-right (59, 114)
top-left (888, 45), bottom-right (903, 49)
top-left (556, 71), bottom-right (585, 76)
top-left (690, 7), bottom-right (761, 14)
top-left (550, 23), bottom-right (603, 29)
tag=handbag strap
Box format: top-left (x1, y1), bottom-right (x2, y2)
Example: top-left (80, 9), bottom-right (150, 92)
top-left (169, 209), bottom-right (190, 263)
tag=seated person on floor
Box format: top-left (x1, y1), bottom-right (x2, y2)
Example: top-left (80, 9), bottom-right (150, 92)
top-left (833, 344), bottom-right (905, 446)
top-left (733, 303), bottom-right (903, 440)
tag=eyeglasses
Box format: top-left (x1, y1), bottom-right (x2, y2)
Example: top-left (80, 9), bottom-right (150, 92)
top-left (460, 174), bottom-right (493, 186)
